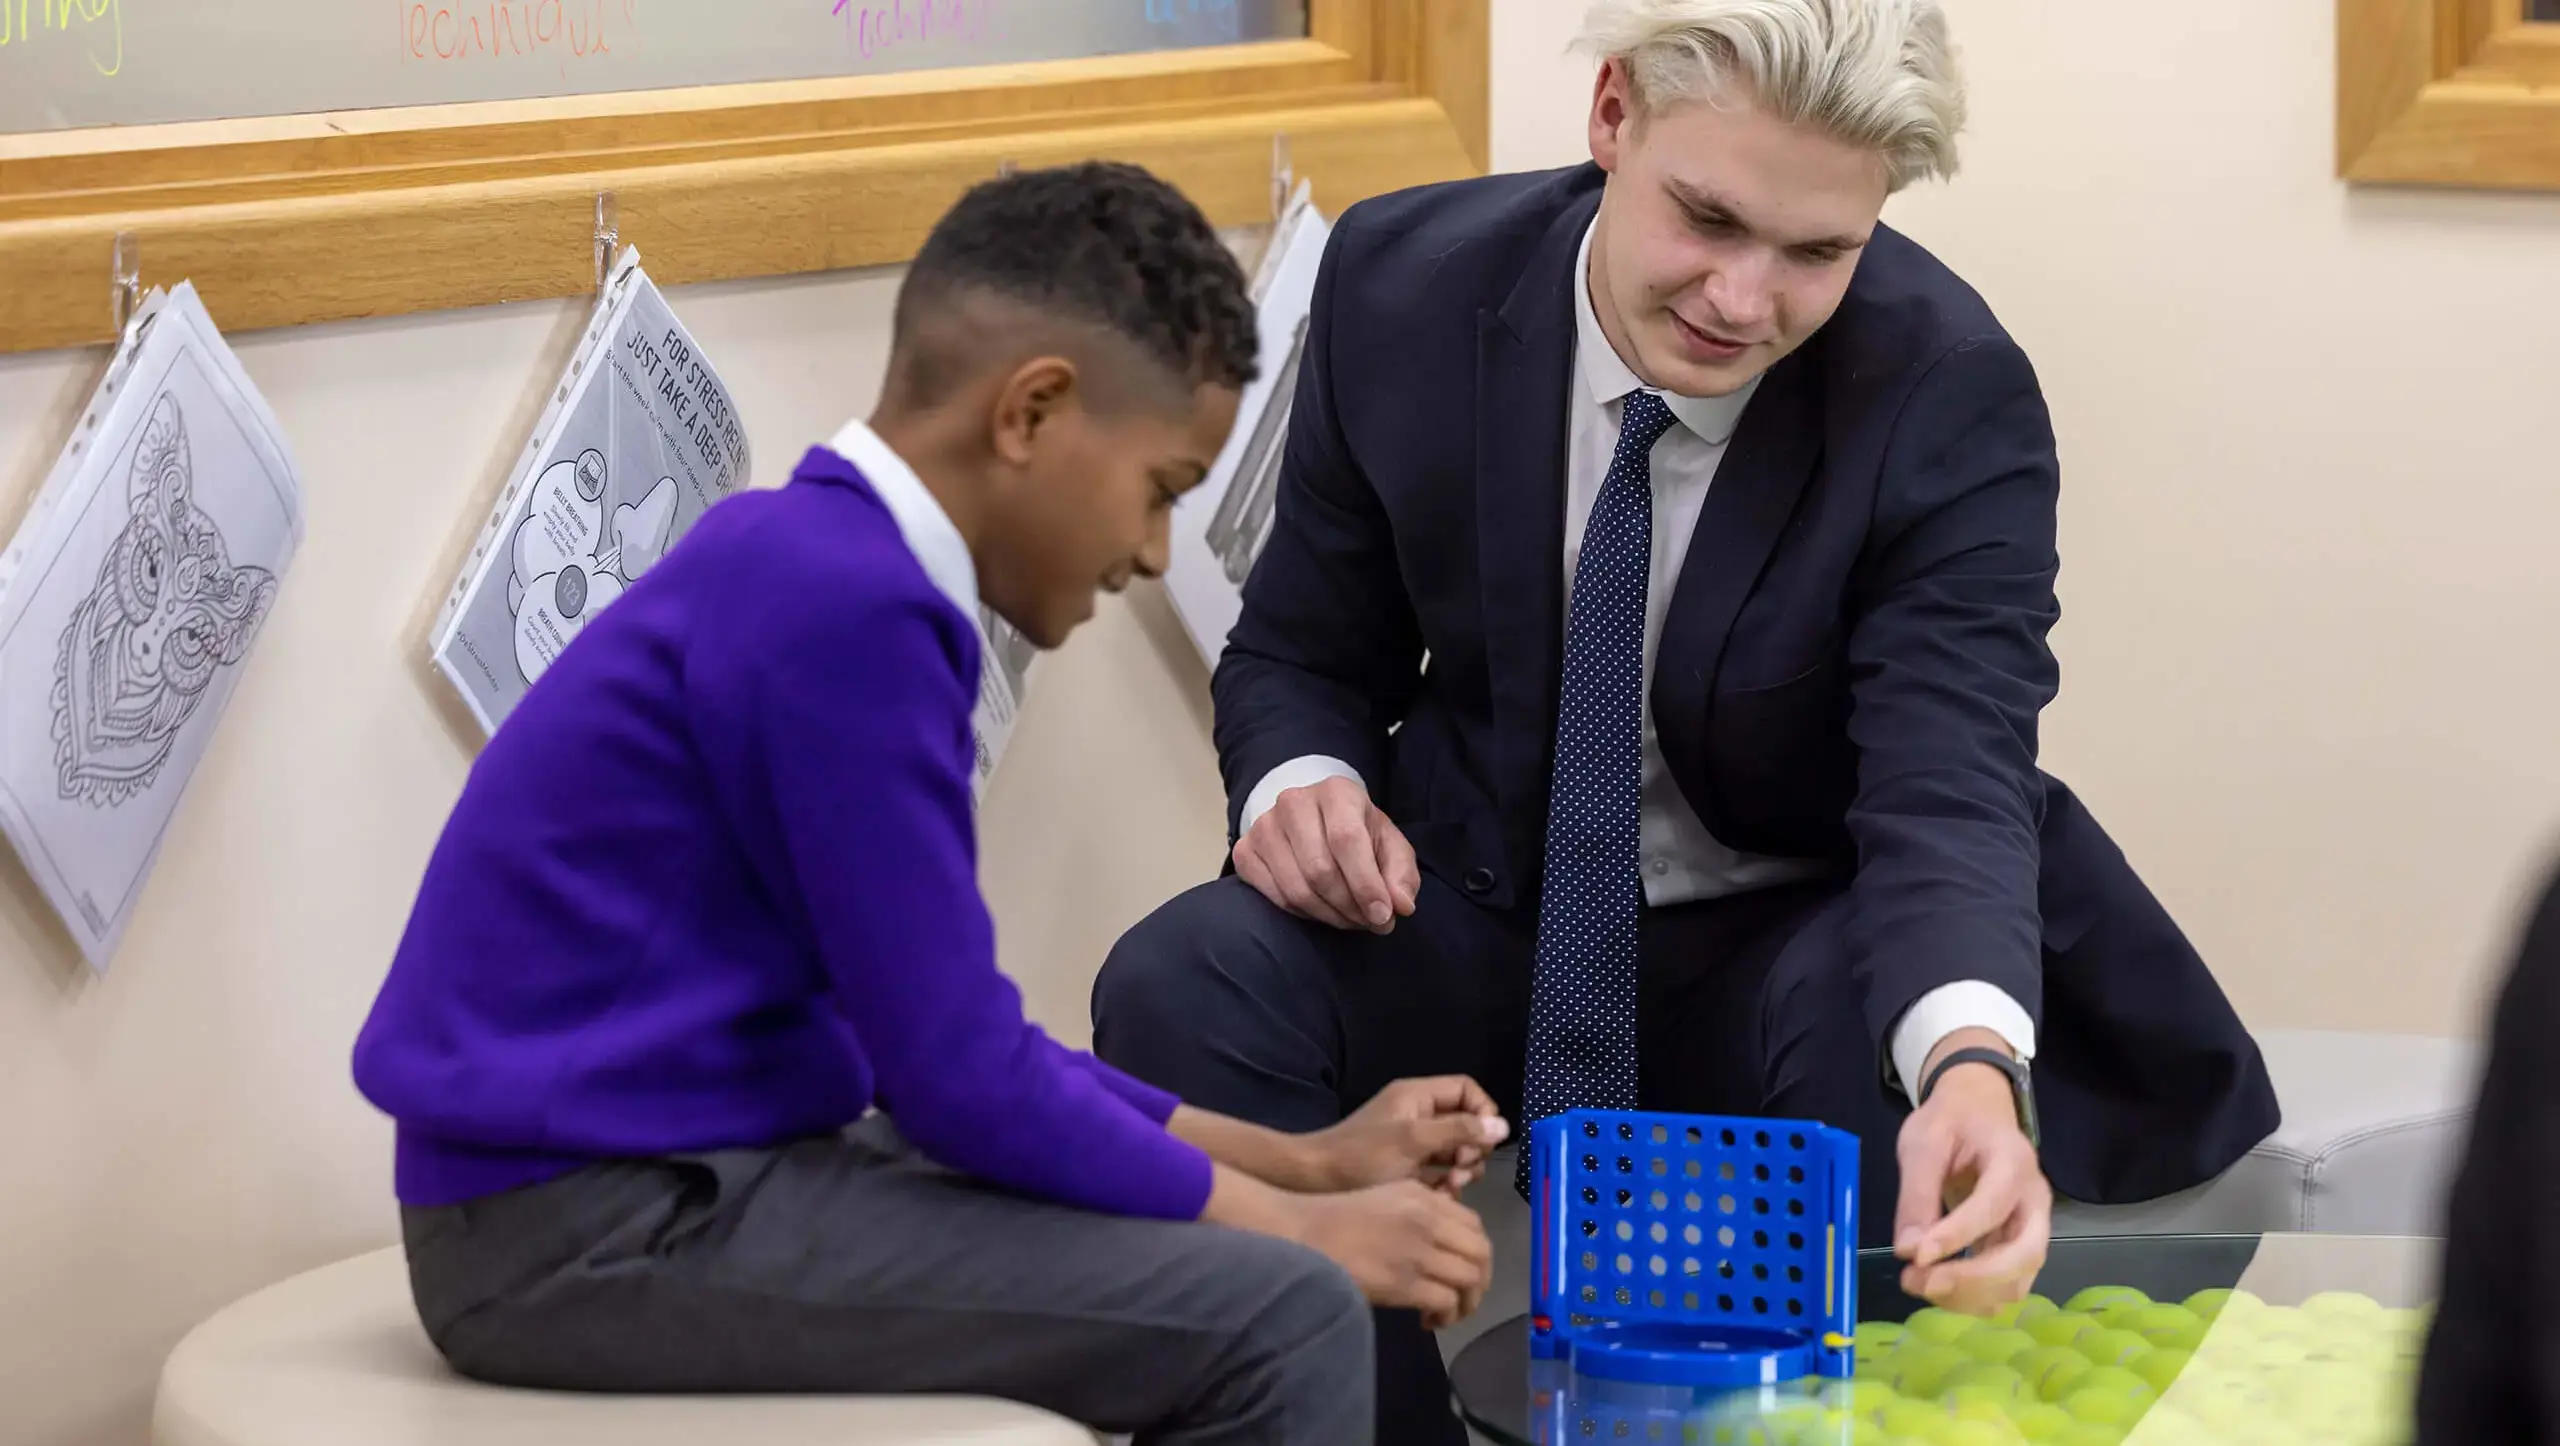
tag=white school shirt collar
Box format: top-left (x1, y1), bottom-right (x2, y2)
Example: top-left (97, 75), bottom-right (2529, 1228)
top-left (825, 417), bottom-right (979, 620)
top-left (1571, 220), bottom-right (1761, 445)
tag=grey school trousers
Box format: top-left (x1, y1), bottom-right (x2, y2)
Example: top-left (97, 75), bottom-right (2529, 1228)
top-left (399, 1115), bottom-right (1374, 1446)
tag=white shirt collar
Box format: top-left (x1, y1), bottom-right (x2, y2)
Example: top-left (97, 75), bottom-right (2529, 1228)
top-left (1573, 220), bottom-right (1761, 446)
top-left (824, 417), bottom-right (979, 619)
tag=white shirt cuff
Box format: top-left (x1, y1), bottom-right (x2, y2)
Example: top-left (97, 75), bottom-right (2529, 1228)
top-left (1888, 982), bottom-right (2037, 1110)
top-left (1238, 755), bottom-right (1366, 836)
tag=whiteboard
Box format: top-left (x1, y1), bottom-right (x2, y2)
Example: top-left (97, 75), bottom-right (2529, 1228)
top-left (0, 0), bottom-right (1307, 132)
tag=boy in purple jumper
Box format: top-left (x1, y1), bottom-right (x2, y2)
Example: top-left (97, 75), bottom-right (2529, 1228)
top-left (353, 162), bottom-right (1504, 1446)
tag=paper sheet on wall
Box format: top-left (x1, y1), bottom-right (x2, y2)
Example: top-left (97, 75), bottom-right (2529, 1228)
top-left (0, 284), bottom-right (306, 969)
top-left (969, 606), bottom-right (1040, 804)
top-left (1164, 184), bottom-right (1332, 669)
top-left (430, 248), bottom-right (750, 735)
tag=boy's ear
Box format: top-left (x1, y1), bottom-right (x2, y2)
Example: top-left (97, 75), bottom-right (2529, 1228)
top-left (992, 356), bottom-right (1081, 465)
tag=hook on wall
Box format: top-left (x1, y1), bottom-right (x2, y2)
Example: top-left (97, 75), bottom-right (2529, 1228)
top-left (110, 231), bottom-right (141, 338)
top-left (593, 191), bottom-right (620, 298)
top-left (1270, 133), bottom-right (1294, 224)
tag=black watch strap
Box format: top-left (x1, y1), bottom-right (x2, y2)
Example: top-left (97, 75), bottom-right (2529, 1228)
top-left (1918, 1046), bottom-right (2040, 1148)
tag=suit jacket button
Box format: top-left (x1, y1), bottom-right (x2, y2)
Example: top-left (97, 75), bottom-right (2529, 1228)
top-left (1463, 867), bottom-right (1497, 895)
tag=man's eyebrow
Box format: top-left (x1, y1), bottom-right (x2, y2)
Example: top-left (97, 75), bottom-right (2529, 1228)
top-left (1664, 178), bottom-right (1871, 253)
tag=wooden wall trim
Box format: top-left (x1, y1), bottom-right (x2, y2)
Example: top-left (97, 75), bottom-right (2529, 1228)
top-left (0, 0), bottom-right (1493, 355)
top-left (2339, 0), bottom-right (2560, 190)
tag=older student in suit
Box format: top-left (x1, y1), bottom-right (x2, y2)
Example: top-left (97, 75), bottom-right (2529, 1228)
top-left (1091, 2), bottom-right (2281, 1439)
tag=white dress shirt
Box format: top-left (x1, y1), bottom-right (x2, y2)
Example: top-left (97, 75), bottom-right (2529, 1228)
top-left (828, 417), bottom-right (978, 618)
top-left (1241, 224), bottom-right (2035, 1105)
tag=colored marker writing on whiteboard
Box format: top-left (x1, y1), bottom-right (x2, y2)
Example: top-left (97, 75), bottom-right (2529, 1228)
top-left (403, 0), bottom-right (634, 64)
top-left (832, 0), bottom-right (998, 59)
top-left (0, 0), bottom-right (124, 77)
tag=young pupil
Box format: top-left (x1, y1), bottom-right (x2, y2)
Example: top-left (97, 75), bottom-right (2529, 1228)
top-left (353, 162), bottom-right (1505, 1444)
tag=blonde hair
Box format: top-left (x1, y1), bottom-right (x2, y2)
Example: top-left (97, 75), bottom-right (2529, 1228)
top-left (1575, 0), bottom-right (1966, 190)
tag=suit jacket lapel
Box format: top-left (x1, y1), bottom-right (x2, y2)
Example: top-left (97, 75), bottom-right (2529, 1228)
top-left (1652, 343), bottom-right (1825, 777)
top-left (1476, 192), bottom-right (1597, 847)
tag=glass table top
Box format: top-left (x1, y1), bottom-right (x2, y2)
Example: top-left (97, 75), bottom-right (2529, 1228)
top-left (1449, 1232), bottom-right (2439, 1445)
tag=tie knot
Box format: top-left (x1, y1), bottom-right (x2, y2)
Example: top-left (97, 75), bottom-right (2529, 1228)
top-left (1619, 389), bottom-right (1678, 454)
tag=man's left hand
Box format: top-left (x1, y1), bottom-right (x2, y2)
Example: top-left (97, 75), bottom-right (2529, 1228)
top-left (1894, 1035), bottom-right (2051, 1315)
top-left (1306, 1076), bottom-right (1510, 1196)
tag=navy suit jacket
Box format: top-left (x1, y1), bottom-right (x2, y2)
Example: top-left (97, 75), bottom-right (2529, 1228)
top-left (1212, 165), bottom-right (2278, 1204)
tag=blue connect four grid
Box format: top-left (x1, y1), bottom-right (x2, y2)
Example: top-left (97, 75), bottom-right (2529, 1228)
top-left (1528, 1108), bottom-right (1860, 1383)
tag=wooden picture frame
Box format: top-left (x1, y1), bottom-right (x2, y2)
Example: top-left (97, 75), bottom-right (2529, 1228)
top-left (2339, 0), bottom-right (2560, 190)
top-left (0, 0), bottom-right (1489, 355)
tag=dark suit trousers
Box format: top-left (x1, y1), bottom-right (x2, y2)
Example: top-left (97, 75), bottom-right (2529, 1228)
top-left (1092, 872), bottom-right (1907, 1446)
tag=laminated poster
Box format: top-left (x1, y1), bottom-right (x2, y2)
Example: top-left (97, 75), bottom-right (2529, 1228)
top-left (0, 284), bottom-right (305, 968)
top-left (430, 248), bottom-right (750, 735)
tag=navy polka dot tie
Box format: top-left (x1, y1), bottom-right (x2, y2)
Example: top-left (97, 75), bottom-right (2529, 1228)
top-left (1517, 389), bottom-right (1676, 1197)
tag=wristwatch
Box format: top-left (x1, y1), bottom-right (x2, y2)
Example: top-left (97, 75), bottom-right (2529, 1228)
top-left (1918, 1046), bottom-right (2041, 1150)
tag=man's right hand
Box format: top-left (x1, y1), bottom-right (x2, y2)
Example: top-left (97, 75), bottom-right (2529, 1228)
top-left (1286, 1181), bottom-right (1492, 1330)
top-left (1233, 776), bottom-right (1420, 934)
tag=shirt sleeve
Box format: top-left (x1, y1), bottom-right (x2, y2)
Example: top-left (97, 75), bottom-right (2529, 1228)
top-left (690, 565), bottom-right (1213, 1221)
top-left (1885, 982), bottom-right (2039, 1108)
top-left (1238, 754), bottom-right (1366, 837)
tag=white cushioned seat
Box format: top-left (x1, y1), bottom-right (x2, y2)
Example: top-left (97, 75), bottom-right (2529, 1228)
top-left (154, 1248), bottom-right (1099, 1446)
top-left (2053, 1028), bottom-right (2478, 1237)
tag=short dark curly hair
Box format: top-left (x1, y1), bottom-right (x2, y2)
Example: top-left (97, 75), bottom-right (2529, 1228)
top-left (890, 160), bottom-right (1260, 408)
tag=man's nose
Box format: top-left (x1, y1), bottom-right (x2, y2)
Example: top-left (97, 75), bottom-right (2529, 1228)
top-left (1703, 254), bottom-right (1779, 334)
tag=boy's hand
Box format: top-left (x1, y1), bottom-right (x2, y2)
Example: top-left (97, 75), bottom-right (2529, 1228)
top-left (1288, 1182), bottom-right (1492, 1329)
top-left (1309, 1076), bottom-right (1509, 1195)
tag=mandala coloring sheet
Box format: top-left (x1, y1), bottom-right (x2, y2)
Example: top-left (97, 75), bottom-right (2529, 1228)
top-left (0, 284), bottom-right (305, 968)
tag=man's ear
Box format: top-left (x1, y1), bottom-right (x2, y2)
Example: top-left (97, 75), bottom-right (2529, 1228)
top-left (992, 356), bottom-right (1079, 465)
top-left (1590, 57), bottom-right (1637, 172)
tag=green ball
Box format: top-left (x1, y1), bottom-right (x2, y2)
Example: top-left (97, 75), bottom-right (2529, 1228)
top-left (2130, 1346), bottom-right (2193, 1392)
top-left (2089, 1304), bottom-right (2150, 1334)
top-left (1941, 1363), bottom-right (2030, 1407)
top-left (1822, 1418), bottom-right (1893, 1446)
top-left (2075, 1328), bottom-right (2151, 1368)
top-left (1892, 1342), bottom-right (1972, 1397)
top-left (1907, 1307), bottom-right (1980, 1345)
top-left (1992, 1294), bottom-right (2060, 1327)
top-left (2302, 1290), bottom-right (2384, 1320)
top-left (1932, 1420), bottom-right (2023, 1446)
top-left (1858, 1320), bottom-right (1909, 1349)
top-left (1839, 1379), bottom-right (1902, 1420)
top-left (2053, 1428), bottom-right (2127, 1446)
top-left (1877, 1398), bottom-right (1949, 1438)
top-left (2072, 1365), bottom-right (2155, 1408)
top-left (2011, 1345), bottom-right (2092, 1401)
top-left (2181, 1287), bottom-right (2258, 1320)
top-left (2060, 1386), bottom-right (2142, 1428)
top-left (2126, 1304), bottom-right (2207, 1350)
top-left (2063, 1286), bottom-right (2149, 1314)
top-left (2008, 1402), bottom-right (2076, 1441)
top-left (2024, 1312), bottom-right (2102, 1349)
top-left (1959, 1327), bottom-right (2041, 1366)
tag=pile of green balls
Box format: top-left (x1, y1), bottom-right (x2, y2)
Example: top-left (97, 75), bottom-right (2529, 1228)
top-left (1694, 1285), bottom-right (2429, 1445)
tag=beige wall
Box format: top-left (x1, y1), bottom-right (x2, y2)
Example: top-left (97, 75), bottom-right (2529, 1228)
top-left (4, 0), bottom-right (2558, 1440)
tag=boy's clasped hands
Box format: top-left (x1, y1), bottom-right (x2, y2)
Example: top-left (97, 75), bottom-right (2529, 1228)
top-left (1172, 1076), bottom-right (1509, 1330)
